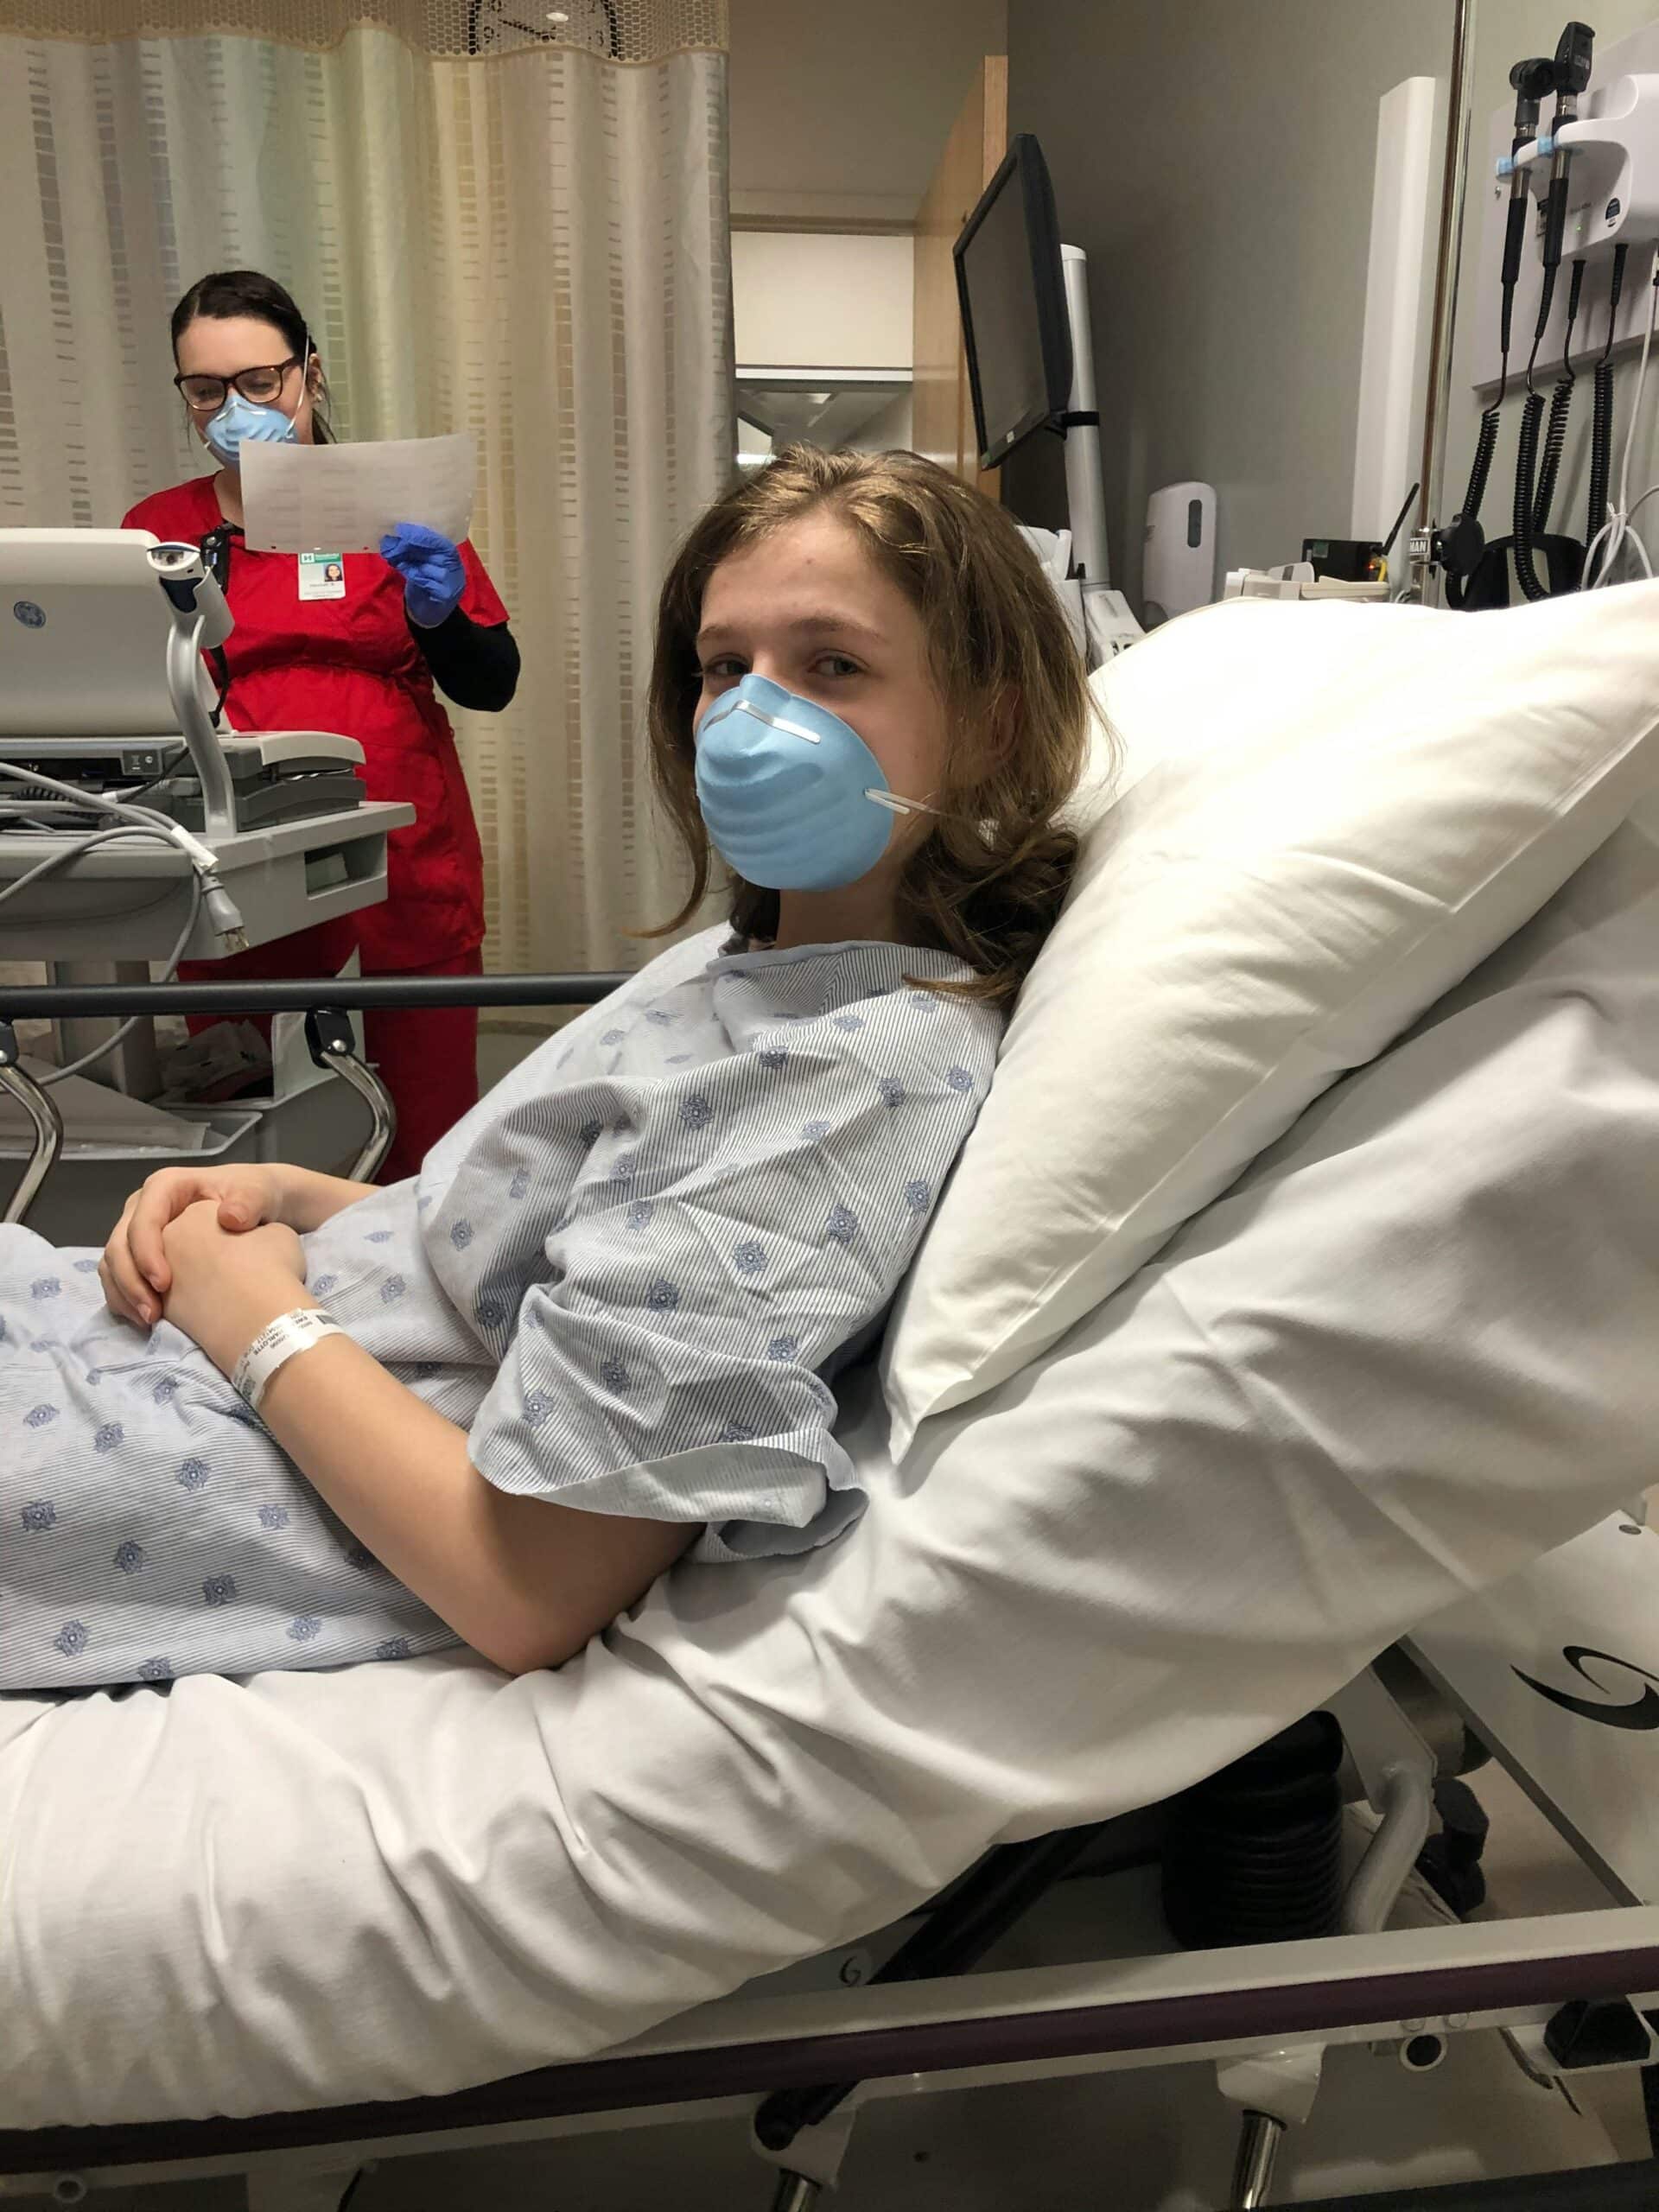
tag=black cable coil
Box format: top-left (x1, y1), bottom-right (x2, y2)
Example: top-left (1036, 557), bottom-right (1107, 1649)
top-left (1586, 243), bottom-right (1629, 572)
top-left (1443, 405), bottom-right (1500, 611)
top-left (1533, 378), bottom-right (1573, 537)
top-left (1532, 258), bottom-right (1586, 537)
top-left (1512, 387), bottom-right (1552, 602)
top-left (1463, 406), bottom-right (1502, 529)
top-left (1160, 1711), bottom-right (1345, 1948)
top-left (1587, 353), bottom-right (1616, 565)
top-left (1511, 258), bottom-right (1562, 605)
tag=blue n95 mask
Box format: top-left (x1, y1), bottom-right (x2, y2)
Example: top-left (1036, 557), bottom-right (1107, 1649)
top-left (694, 673), bottom-right (935, 893)
top-left (204, 391), bottom-right (300, 468)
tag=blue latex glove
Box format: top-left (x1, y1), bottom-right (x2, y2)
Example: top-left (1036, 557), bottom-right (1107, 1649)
top-left (379, 522), bottom-right (466, 627)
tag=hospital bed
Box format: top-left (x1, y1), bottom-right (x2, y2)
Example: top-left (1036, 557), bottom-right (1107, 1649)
top-left (4, 586), bottom-right (1659, 2210)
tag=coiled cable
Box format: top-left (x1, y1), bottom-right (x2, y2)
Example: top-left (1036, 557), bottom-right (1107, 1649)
top-left (1511, 263), bottom-right (1559, 603)
top-left (1532, 257), bottom-right (1586, 537)
top-left (1586, 243), bottom-right (1631, 570)
top-left (1446, 308), bottom-right (1511, 613)
top-left (1586, 246), bottom-right (1659, 586)
top-left (1463, 406), bottom-right (1501, 520)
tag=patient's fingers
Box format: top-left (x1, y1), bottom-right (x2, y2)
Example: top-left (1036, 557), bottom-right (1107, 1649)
top-left (213, 1167), bottom-right (270, 1232)
top-left (126, 1173), bottom-right (188, 1298)
top-left (99, 1192), bottom-right (153, 1316)
top-left (103, 1166), bottom-right (276, 1325)
top-left (97, 1247), bottom-right (149, 1328)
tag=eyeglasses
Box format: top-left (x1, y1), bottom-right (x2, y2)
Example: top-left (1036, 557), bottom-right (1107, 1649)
top-left (174, 358), bottom-right (301, 412)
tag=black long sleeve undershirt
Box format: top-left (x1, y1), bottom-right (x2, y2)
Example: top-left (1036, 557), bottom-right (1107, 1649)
top-left (408, 605), bottom-right (521, 713)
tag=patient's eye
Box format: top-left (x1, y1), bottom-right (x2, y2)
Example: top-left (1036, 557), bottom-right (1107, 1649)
top-left (700, 654), bottom-right (747, 681)
top-left (810, 652), bottom-right (863, 680)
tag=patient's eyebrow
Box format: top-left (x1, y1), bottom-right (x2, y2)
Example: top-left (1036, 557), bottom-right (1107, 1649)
top-left (696, 613), bottom-right (889, 651)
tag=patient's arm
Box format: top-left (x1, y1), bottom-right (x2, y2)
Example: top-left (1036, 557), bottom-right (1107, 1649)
top-left (269, 1164), bottom-right (381, 1230)
top-left (261, 1338), bottom-right (696, 1672)
top-left (162, 1200), bottom-right (694, 1674)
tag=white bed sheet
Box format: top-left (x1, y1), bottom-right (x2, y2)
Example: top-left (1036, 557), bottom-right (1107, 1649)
top-left (4, 808), bottom-right (1659, 2132)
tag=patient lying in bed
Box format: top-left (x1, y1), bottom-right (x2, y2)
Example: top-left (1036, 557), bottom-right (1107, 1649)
top-left (2, 937), bottom-right (995, 1685)
top-left (0, 447), bottom-right (1091, 1691)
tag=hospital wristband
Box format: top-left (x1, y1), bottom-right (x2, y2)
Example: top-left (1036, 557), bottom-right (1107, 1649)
top-left (231, 1306), bottom-right (345, 1413)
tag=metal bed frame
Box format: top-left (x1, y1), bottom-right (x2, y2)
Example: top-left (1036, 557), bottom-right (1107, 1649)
top-left (0, 973), bottom-right (632, 1220)
top-left (3, 1902), bottom-right (1658, 2211)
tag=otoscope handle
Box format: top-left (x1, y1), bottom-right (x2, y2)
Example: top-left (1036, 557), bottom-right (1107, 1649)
top-left (1502, 194), bottom-right (1529, 294)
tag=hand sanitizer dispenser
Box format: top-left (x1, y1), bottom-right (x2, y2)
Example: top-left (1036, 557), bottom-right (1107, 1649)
top-left (1143, 482), bottom-right (1217, 626)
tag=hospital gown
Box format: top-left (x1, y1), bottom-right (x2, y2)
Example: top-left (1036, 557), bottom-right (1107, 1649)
top-left (0, 930), bottom-right (1001, 1691)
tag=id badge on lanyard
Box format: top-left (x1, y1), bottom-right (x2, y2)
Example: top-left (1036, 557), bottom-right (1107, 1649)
top-left (297, 552), bottom-right (346, 601)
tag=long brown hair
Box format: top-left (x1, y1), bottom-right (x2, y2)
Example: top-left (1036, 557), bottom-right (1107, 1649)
top-left (646, 444), bottom-right (1097, 1005)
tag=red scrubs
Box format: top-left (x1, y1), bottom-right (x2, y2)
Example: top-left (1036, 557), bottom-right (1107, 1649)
top-left (123, 475), bottom-right (509, 1183)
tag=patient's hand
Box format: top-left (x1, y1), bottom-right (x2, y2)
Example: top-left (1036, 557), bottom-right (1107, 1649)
top-left (101, 1160), bottom-right (369, 1325)
top-left (156, 1199), bottom-right (310, 1374)
top-left (101, 1163), bottom-right (290, 1325)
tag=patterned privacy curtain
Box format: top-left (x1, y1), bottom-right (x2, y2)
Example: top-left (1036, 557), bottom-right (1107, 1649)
top-left (0, 0), bottom-right (734, 976)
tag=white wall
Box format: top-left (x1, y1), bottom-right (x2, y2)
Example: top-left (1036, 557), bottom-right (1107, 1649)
top-left (733, 233), bottom-right (913, 369)
top-left (728, 0), bottom-right (1007, 226)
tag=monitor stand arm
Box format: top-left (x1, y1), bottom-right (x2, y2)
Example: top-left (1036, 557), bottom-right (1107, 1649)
top-left (1059, 243), bottom-right (1110, 590)
top-left (147, 542), bottom-right (238, 848)
top-left (1058, 245), bottom-right (1142, 663)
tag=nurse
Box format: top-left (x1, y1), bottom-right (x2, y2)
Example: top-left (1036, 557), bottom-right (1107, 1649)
top-left (123, 270), bottom-right (520, 1182)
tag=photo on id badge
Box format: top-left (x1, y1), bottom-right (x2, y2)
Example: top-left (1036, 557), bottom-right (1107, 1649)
top-left (299, 552), bottom-right (346, 601)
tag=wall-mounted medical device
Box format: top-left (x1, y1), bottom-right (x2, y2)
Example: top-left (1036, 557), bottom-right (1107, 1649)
top-left (1471, 14), bottom-right (1659, 391)
top-left (1436, 16), bottom-right (1659, 608)
top-left (1511, 65), bottom-right (1659, 268)
top-left (1436, 21), bottom-right (1659, 607)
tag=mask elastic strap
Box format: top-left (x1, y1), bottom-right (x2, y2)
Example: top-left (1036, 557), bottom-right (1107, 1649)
top-left (865, 790), bottom-right (939, 818)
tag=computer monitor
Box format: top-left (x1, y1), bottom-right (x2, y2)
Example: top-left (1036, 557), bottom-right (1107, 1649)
top-left (954, 133), bottom-right (1073, 473)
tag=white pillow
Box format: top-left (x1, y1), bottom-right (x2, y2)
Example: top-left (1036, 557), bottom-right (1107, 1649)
top-left (882, 582), bottom-right (1659, 1452)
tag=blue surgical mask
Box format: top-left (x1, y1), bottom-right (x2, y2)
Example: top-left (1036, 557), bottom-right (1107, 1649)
top-left (694, 672), bottom-right (935, 893)
top-left (204, 391), bottom-right (300, 468)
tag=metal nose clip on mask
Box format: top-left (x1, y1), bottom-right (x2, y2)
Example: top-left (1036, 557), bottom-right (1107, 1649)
top-left (694, 672), bottom-right (934, 893)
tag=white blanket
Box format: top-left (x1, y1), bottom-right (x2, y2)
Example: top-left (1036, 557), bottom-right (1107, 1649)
top-left (3, 810), bottom-right (1659, 2130)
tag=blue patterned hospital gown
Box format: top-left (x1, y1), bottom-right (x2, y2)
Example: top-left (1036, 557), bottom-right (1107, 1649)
top-left (0, 930), bottom-right (1001, 1690)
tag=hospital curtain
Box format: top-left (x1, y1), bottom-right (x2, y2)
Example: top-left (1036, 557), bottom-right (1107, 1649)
top-left (0, 0), bottom-right (734, 977)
